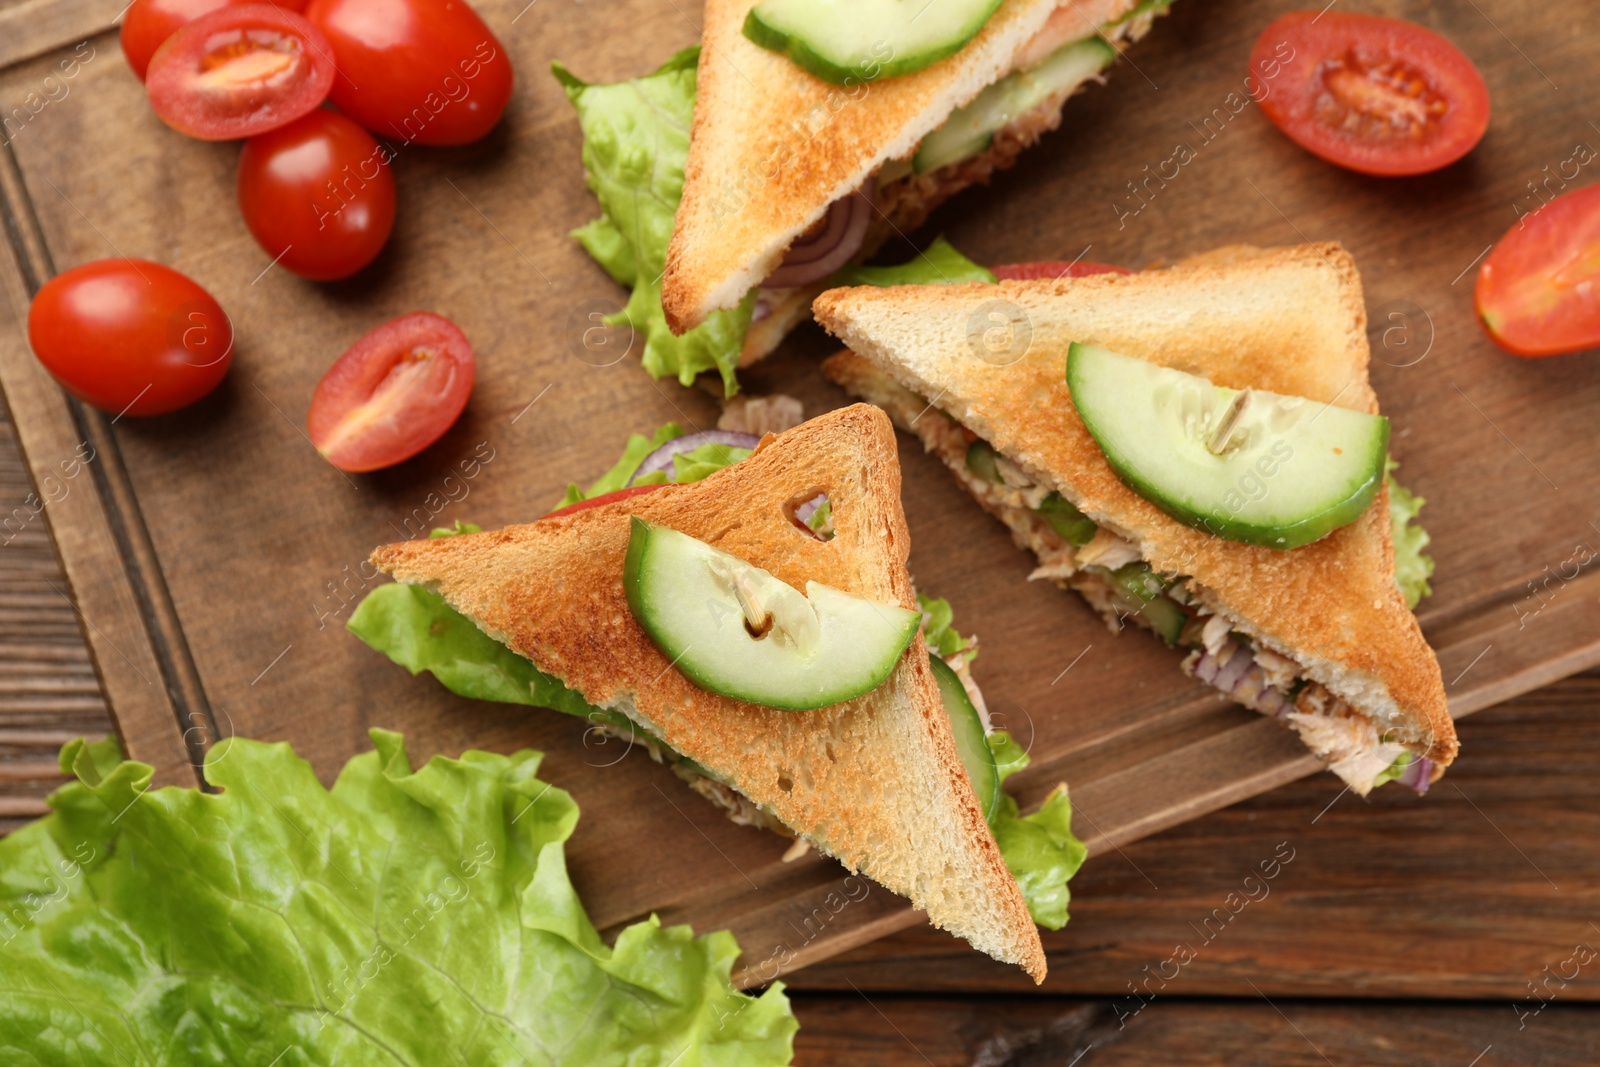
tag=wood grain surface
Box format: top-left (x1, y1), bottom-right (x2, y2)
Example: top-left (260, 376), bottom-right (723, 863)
top-left (1, 0), bottom-right (1598, 992)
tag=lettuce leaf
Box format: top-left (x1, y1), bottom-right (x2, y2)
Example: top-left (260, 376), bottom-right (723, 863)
top-left (0, 732), bottom-right (796, 1064)
top-left (917, 593), bottom-right (974, 663)
top-left (555, 49), bottom-right (754, 396)
top-left (1386, 460), bottom-right (1435, 609)
top-left (829, 236), bottom-right (998, 288)
top-left (986, 730), bottom-right (1088, 930)
top-left (559, 422), bottom-right (685, 509)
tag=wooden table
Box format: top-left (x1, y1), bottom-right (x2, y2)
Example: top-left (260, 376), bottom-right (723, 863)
top-left (4, 399), bottom-right (1596, 1060)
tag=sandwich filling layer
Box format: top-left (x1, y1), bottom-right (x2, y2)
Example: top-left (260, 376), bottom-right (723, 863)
top-left (839, 363), bottom-right (1438, 796)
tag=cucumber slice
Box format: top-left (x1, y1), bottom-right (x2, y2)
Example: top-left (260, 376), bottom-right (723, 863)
top-left (1067, 343), bottom-right (1390, 550)
top-left (743, 0), bottom-right (1003, 86)
top-left (965, 439), bottom-right (1002, 484)
top-left (1038, 491), bottom-right (1096, 545)
top-left (929, 653), bottom-right (999, 823)
top-left (915, 37), bottom-right (1115, 174)
top-left (624, 519), bottom-right (921, 710)
top-left (1105, 562), bottom-right (1185, 644)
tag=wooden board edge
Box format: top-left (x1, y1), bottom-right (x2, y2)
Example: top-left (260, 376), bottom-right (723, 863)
top-left (0, 0), bottom-right (118, 72)
top-left (0, 138), bottom-right (210, 787)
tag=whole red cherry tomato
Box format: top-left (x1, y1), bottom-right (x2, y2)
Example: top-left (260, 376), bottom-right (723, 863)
top-left (28, 259), bottom-right (233, 416)
top-left (145, 4), bottom-right (335, 140)
top-left (1476, 183), bottom-right (1600, 358)
top-left (304, 0), bottom-right (512, 146)
top-left (991, 261), bottom-right (1132, 280)
top-left (308, 312), bottom-right (475, 471)
top-left (238, 110), bottom-right (396, 280)
top-left (1250, 12), bottom-right (1489, 177)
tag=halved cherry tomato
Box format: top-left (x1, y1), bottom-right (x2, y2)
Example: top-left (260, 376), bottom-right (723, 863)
top-left (238, 110), bottom-right (395, 280)
top-left (1476, 183), bottom-right (1600, 358)
top-left (145, 4), bottom-right (334, 140)
top-left (991, 261), bottom-right (1132, 280)
top-left (308, 312), bottom-right (475, 472)
top-left (544, 483), bottom-right (668, 519)
top-left (28, 259), bottom-right (233, 416)
top-left (120, 0), bottom-right (311, 81)
top-left (1251, 12), bottom-right (1489, 177)
top-left (304, 0), bottom-right (512, 146)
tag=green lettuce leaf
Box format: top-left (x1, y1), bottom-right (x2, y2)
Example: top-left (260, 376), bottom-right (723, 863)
top-left (0, 732), bottom-right (797, 1064)
top-left (559, 423), bottom-right (685, 509)
top-left (917, 593), bottom-right (974, 663)
top-left (1386, 460), bottom-right (1435, 609)
top-left (556, 48), bottom-right (754, 396)
top-left (985, 730), bottom-right (1087, 930)
top-left (1372, 749), bottom-right (1416, 788)
top-left (829, 236), bottom-right (998, 288)
top-left (430, 519), bottom-right (482, 537)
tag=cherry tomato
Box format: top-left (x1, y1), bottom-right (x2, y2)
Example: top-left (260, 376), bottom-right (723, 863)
top-left (120, 0), bottom-right (311, 82)
top-left (991, 261), bottom-right (1132, 280)
top-left (1250, 12), bottom-right (1489, 177)
top-left (238, 110), bottom-right (395, 280)
top-left (304, 0), bottom-right (512, 146)
top-left (28, 259), bottom-right (233, 416)
top-left (1476, 183), bottom-right (1600, 358)
top-left (145, 4), bottom-right (335, 140)
top-left (544, 484), bottom-right (668, 519)
top-left (308, 313), bottom-right (475, 472)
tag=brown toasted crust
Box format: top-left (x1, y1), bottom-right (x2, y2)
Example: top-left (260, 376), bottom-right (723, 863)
top-left (664, 0), bottom-right (1115, 333)
top-left (813, 245), bottom-right (1456, 765)
top-left (370, 405), bottom-right (1045, 980)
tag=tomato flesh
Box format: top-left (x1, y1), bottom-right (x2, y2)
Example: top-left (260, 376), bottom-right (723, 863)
top-left (1476, 183), bottom-right (1600, 358)
top-left (991, 261), bottom-right (1132, 280)
top-left (544, 484), bottom-right (668, 519)
top-left (1251, 12), bottom-right (1489, 177)
top-left (304, 0), bottom-right (512, 146)
top-left (238, 110), bottom-right (395, 280)
top-left (145, 4), bottom-right (334, 140)
top-left (308, 312), bottom-right (475, 472)
top-left (28, 259), bottom-right (233, 417)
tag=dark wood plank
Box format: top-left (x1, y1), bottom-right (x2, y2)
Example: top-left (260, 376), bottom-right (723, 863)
top-left (1, 0), bottom-right (1597, 982)
top-left (789, 995), bottom-right (1600, 1067)
top-left (791, 674), bottom-right (1600, 1000)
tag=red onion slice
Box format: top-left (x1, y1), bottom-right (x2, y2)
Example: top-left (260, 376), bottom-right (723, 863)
top-left (630, 430), bottom-right (760, 485)
top-left (1396, 756), bottom-right (1434, 795)
top-left (762, 180), bottom-right (875, 289)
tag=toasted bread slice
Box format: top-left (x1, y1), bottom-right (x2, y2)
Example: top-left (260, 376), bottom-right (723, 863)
top-left (370, 404), bottom-right (1045, 981)
top-left (664, 0), bottom-right (1145, 333)
top-left (814, 244), bottom-right (1456, 789)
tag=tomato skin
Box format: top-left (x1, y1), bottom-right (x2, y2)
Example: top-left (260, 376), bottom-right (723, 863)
top-left (304, 0), bottom-right (512, 146)
top-left (1251, 12), bottom-right (1489, 177)
top-left (28, 259), bottom-right (233, 417)
top-left (992, 261), bottom-right (1132, 280)
top-left (238, 110), bottom-right (395, 280)
top-left (145, 4), bottom-right (335, 140)
top-left (545, 484), bottom-right (668, 519)
top-left (1476, 183), bottom-right (1600, 358)
top-left (122, 0), bottom-right (242, 81)
top-left (308, 312), bottom-right (475, 472)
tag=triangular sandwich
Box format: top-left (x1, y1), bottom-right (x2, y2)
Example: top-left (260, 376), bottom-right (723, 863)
top-left (815, 243), bottom-right (1457, 795)
top-left (369, 404), bottom-right (1047, 980)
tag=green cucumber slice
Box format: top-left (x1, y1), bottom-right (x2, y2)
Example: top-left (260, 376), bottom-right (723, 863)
top-left (1038, 491), bottom-right (1096, 546)
top-left (743, 0), bottom-right (1002, 86)
top-left (624, 518), bottom-right (921, 710)
top-left (914, 37), bottom-right (1116, 174)
top-left (1067, 343), bottom-right (1390, 549)
top-left (1105, 562), bottom-right (1185, 644)
top-left (929, 653), bottom-right (999, 823)
top-left (965, 440), bottom-right (1002, 484)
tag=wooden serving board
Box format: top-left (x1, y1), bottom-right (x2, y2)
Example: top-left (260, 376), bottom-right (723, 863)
top-left (1, 0), bottom-right (1596, 986)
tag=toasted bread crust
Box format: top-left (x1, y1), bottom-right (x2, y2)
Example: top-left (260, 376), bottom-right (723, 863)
top-left (371, 405), bottom-right (1045, 979)
top-left (665, 0), bottom-right (1137, 332)
top-left (813, 245), bottom-right (1456, 765)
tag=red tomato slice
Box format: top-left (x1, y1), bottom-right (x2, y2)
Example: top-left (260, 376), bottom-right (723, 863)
top-left (120, 0), bottom-right (310, 81)
top-left (544, 484), bottom-right (669, 519)
top-left (304, 0), bottom-right (513, 146)
top-left (1250, 12), bottom-right (1489, 177)
top-left (145, 4), bottom-right (335, 140)
top-left (237, 110), bottom-right (395, 280)
top-left (308, 312), bottom-right (475, 472)
top-left (1476, 183), bottom-right (1600, 358)
top-left (991, 261), bottom-right (1132, 280)
top-left (28, 259), bottom-right (233, 416)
